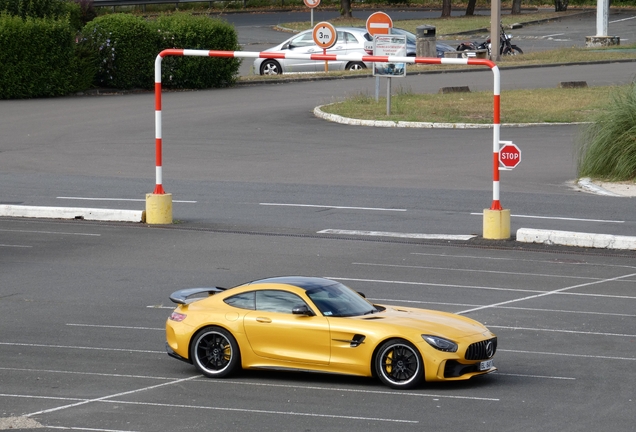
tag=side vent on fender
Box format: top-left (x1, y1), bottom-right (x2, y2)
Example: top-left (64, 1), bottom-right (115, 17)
top-left (351, 334), bottom-right (366, 348)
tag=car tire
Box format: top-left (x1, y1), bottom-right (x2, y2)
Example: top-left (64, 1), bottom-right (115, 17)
top-left (346, 62), bottom-right (366, 71)
top-left (260, 60), bottom-right (281, 75)
top-left (190, 326), bottom-right (241, 378)
top-left (374, 339), bottom-right (423, 389)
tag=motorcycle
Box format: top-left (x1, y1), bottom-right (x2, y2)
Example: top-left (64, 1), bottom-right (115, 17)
top-left (456, 25), bottom-right (523, 57)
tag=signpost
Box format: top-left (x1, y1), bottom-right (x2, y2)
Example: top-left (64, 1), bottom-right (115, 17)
top-left (312, 22), bottom-right (337, 72)
top-left (499, 141), bottom-right (521, 169)
top-left (303, 0), bottom-right (320, 28)
top-left (366, 12), bottom-right (394, 103)
top-left (372, 34), bottom-right (407, 115)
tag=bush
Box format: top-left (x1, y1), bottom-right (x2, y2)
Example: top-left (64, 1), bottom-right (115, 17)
top-left (0, 0), bottom-right (82, 30)
top-left (578, 84), bottom-right (636, 181)
top-left (153, 13), bottom-right (241, 89)
top-left (79, 12), bottom-right (241, 90)
top-left (0, 13), bottom-right (89, 98)
top-left (80, 13), bottom-right (157, 89)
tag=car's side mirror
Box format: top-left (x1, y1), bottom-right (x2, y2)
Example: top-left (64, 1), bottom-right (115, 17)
top-left (292, 305), bottom-right (315, 316)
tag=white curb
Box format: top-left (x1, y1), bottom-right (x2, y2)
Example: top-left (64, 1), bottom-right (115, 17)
top-left (0, 205), bottom-right (145, 223)
top-left (314, 105), bottom-right (590, 129)
top-left (516, 228), bottom-right (636, 250)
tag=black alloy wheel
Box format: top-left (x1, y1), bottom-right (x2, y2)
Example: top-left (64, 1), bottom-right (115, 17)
top-left (374, 339), bottom-right (423, 389)
top-left (190, 327), bottom-right (240, 378)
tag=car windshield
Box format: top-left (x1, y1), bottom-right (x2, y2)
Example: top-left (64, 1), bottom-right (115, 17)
top-left (306, 282), bottom-right (377, 317)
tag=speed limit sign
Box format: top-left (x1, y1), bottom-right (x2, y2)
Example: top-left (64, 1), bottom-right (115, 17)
top-left (312, 22), bottom-right (337, 49)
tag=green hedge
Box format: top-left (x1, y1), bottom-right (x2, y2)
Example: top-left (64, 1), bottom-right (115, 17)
top-left (0, 13), bottom-right (91, 98)
top-left (0, 0), bottom-right (82, 29)
top-left (155, 13), bottom-right (240, 89)
top-left (81, 14), bottom-right (157, 89)
top-left (80, 12), bottom-right (240, 90)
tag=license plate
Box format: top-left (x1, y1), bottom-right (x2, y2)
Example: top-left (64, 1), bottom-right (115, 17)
top-left (479, 359), bottom-right (493, 371)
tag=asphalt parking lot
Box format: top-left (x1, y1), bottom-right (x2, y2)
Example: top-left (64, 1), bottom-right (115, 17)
top-left (2, 7), bottom-right (636, 432)
top-left (1, 217), bottom-right (635, 431)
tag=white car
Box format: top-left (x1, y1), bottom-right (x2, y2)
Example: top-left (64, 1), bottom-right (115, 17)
top-left (254, 27), bottom-right (372, 75)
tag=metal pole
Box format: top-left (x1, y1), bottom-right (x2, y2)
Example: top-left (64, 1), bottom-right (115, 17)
top-left (311, 8), bottom-right (314, 28)
top-left (386, 77), bottom-right (391, 115)
top-left (597, 0), bottom-right (609, 36)
top-left (491, 0), bottom-right (501, 61)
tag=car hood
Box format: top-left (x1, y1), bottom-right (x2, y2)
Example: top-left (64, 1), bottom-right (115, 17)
top-left (358, 305), bottom-right (490, 338)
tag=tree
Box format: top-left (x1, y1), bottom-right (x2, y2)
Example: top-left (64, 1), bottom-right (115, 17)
top-left (340, 0), bottom-right (352, 17)
top-left (441, 0), bottom-right (451, 17)
top-left (465, 0), bottom-right (476, 16)
top-left (512, 0), bottom-right (522, 14)
top-left (555, 0), bottom-right (568, 11)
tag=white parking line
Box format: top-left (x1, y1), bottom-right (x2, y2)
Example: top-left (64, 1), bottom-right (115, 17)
top-left (500, 349), bottom-right (635, 361)
top-left (0, 229), bottom-right (100, 236)
top-left (489, 325), bottom-right (636, 338)
top-left (261, 203), bottom-right (406, 212)
top-left (456, 272), bottom-right (636, 314)
top-left (0, 342), bottom-right (163, 354)
top-left (100, 400), bottom-right (419, 423)
top-left (66, 324), bottom-right (162, 331)
top-left (353, 262), bottom-right (603, 281)
top-left (611, 15), bottom-right (636, 23)
top-left (0, 367), bottom-right (497, 402)
top-left (368, 298), bottom-right (636, 318)
top-left (0, 244), bottom-right (32, 248)
top-left (497, 373), bottom-right (575, 380)
top-left (0, 367), bottom-right (178, 381)
top-left (57, 196), bottom-right (197, 203)
top-left (330, 277), bottom-right (544, 294)
top-left (26, 376), bottom-right (200, 416)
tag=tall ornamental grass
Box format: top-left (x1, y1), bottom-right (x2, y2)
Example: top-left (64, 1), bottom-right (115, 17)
top-left (578, 84), bottom-right (636, 181)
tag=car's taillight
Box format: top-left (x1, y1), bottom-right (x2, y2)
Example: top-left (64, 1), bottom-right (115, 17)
top-left (169, 312), bottom-right (187, 322)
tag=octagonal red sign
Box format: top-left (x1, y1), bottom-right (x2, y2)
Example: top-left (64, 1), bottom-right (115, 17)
top-left (499, 142), bottom-right (521, 168)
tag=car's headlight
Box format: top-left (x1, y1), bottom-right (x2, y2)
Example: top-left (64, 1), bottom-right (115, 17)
top-left (422, 335), bottom-right (458, 352)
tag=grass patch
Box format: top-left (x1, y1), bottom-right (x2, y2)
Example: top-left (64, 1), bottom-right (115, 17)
top-left (578, 84), bottom-right (636, 181)
top-left (320, 85), bottom-right (625, 124)
top-left (279, 11), bottom-right (584, 34)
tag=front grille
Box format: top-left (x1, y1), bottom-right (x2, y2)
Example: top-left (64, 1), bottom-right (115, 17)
top-left (465, 337), bottom-right (497, 360)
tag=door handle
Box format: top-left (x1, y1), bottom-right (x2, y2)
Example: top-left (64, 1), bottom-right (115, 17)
top-left (256, 317), bottom-right (272, 323)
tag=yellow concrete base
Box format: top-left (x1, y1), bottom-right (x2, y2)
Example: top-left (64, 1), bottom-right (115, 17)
top-left (145, 193), bottom-right (173, 224)
top-left (483, 208), bottom-right (511, 240)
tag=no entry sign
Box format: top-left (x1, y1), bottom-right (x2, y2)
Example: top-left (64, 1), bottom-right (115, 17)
top-left (366, 12), bottom-right (393, 36)
top-left (499, 142), bottom-right (521, 169)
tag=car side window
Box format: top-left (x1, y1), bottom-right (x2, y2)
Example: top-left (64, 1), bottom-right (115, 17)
top-left (344, 32), bottom-right (357, 43)
top-left (224, 291), bottom-right (255, 310)
top-left (255, 290), bottom-right (307, 314)
top-left (290, 33), bottom-right (315, 48)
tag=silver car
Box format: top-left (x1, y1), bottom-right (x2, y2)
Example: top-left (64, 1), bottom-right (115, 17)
top-left (254, 27), bottom-right (372, 75)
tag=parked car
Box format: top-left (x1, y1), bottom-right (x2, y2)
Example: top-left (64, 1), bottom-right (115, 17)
top-left (363, 28), bottom-right (455, 58)
top-left (254, 27), bottom-right (372, 75)
top-left (166, 276), bottom-right (498, 389)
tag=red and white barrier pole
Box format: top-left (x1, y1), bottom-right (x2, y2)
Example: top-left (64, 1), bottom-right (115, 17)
top-left (150, 50), bottom-right (509, 237)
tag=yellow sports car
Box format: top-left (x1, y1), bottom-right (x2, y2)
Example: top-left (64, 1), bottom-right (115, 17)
top-left (165, 276), bottom-right (497, 389)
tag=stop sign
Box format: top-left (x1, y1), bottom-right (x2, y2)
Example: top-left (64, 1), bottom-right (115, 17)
top-left (499, 142), bottom-right (521, 168)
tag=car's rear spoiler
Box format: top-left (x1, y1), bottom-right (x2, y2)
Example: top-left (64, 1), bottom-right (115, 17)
top-left (169, 287), bottom-right (226, 305)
